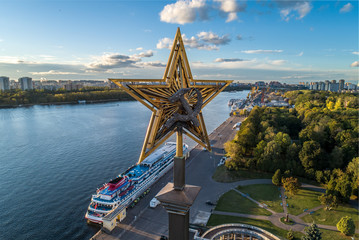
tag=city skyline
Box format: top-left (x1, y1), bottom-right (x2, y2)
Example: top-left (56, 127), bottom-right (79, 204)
top-left (0, 0), bottom-right (358, 83)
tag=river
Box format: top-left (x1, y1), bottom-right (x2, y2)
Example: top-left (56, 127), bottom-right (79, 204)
top-left (0, 90), bottom-right (248, 240)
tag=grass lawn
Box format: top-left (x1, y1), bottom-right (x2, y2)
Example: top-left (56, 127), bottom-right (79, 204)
top-left (207, 214), bottom-right (303, 239)
top-left (237, 184), bottom-right (283, 213)
top-left (212, 165), bottom-right (273, 183)
top-left (320, 228), bottom-right (359, 240)
top-left (286, 188), bottom-right (322, 216)
top-left (302, 204), bottom-right (359, 229)
top-left (212, 166), bottom-right (319, 186)
top-left (215, 190), bottom-right (272, 216)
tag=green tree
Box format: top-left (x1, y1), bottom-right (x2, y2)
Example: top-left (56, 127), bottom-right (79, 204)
top-left (302, 223), bottom-right (322, 240)
top-left (347, 157), bottom-right (359, 197)
top-left (282, 177), bottom-right (301, 196)
top-left (337, 216), bottom-right (355, 236)
top-left (287, 229), bottom-right (294, 240)
top-left (261, 140), bottom-right (282, 171)
top-left (299, 141), bottom-right (323, 171)
top-left (272, 169), bottom-right (282, 186)
top-left (318, 194), bottom-right (338, 211)
top-left (329, 146), bottom-right (343, 169)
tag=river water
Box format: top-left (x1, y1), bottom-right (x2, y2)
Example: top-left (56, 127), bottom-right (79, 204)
top-left (0, 90), bottom-right (248, 240)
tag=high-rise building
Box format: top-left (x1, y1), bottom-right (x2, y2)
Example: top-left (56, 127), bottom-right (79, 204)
top-left (339, 79), bottom-right (345, 91)
top-left (329, 83), bottom-right (339, 92)
top-left (19, 77), bottom-right (33, 90)
top-left (319, 82), bottom-right (325, 91)
top-left (346, 83), bottom-right (357, 90)
top-left (0, 76), bottom-right (10, 91)
top-left (324, 80), bottom-right (330, 91)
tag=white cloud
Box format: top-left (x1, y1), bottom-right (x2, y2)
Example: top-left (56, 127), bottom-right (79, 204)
top-left (30, 70), bottom-right (79, 75)
top-left (85, 51), bottom-right (159, 72)
top-left (281, 75), bottom-right (308, 79)
top-left (197, 31), bottom-right (230, 45)
top-left (214, 0), bottom-right (246, 22)
top-left (156, 38), bottom-right (173, 49)
top-left (215, 58), bottom-right (244, 62)
top-left (136, 47), bottom-right (143, 51)
top-left (298, 51), bottom-right (304, 56)
top-left (340, 3), bottom-right (353, 13)
top-left (157, 33), bottom-right (229, 51)
top-left (270, 60), bottom-right (286, 65)
top-left (133, 50), bottom-right (154, 58)
top-left (350, 61), bottom-right (359, 67)
top-left (0, 56), bottom-right (24, 64)
top-left (139, 61), bottom-right (166, 67)
top-left (242, 49), bottom-right (283, 54)
top-left (86, 53), bottom-right (138, 72)
top-left (277, 1), bottom-right (312, 21)
top-left (352, 52), bottom-right (359, 55)
top-left (159, 0), bottom-right (207, 24)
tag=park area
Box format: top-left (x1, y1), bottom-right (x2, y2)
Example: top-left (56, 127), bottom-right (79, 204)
top-left (207, 181), bottom-right (358, 240)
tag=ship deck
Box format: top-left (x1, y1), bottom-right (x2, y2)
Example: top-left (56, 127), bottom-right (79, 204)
top-left (126, 165), bottom-right (148, 179)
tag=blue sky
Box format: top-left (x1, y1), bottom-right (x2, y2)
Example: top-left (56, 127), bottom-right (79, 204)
top-left (0, 0), bottom-right (358, 83)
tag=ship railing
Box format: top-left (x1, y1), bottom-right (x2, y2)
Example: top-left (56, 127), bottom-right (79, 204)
top-left (103, 155), bottom-right (176, 222)
top-left (119, 159), bottom-right (173, 205)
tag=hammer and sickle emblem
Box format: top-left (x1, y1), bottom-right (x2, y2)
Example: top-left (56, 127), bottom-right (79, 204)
top-left (165, 88), bottom-right (203, 129)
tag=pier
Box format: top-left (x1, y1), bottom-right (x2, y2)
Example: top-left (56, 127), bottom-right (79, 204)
top-left (90, 115), bottom-right (244, 240)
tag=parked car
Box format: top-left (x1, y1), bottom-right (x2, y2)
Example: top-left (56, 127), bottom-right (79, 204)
top-left (206, 200), bottom-right (215, 206)
top-left (232, 122), bottom-right (242, 130)
top-left (217, 156), bottom-right (227, 166)
top-left (149, 198), bottom-right (160, 208)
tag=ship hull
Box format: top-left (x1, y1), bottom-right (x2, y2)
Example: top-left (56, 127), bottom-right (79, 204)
top-left (85, 143), bottom-right (189, 224)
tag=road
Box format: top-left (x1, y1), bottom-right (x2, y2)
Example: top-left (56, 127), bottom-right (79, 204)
top-left (91, 116), bottom-right (243, 240)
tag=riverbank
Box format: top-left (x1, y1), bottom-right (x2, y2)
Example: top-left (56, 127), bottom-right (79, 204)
top-left (0, 98), bottom-right (134, 109)
top-left (0, 87), bottom-right (248, 109)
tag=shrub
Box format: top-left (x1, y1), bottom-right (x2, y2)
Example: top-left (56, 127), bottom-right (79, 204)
top-left (287, 229), bottom-right (294, 240)
top-left (302, 223), bottom-right (322, 240)
top-left (337, 216), bottom-right (355, 236)
top-left (272, 169), bottom-right (282, 186)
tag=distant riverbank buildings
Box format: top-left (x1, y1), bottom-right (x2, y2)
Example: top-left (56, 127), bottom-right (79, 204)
top-left (0, 77), bottom-right (109, 91)
top-left (0, 76), bottom-right (10, 91)
top-left (299, 79), bottom-right (358, 92)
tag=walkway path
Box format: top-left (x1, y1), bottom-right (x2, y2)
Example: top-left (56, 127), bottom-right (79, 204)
top-left (280, 187), bottom-right (288, 214)
top-left (233, 188), bottom-right (276, 215)
top-left (213, 183), bottom-right (359, 235)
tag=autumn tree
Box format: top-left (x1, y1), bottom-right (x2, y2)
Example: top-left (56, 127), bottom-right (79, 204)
top-left (282, 177), bottom-right (301, 195)
top-left (318, 194), bottom-right (338, 211)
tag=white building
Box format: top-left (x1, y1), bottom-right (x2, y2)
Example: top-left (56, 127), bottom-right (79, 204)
top-left (0, 76), bottom-right (10, 91)
top-left (19, 77), bottom-right (33, 90)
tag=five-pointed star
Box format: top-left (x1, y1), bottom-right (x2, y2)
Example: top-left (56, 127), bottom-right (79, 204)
top-left (110, 28), bottom-right (232, 163)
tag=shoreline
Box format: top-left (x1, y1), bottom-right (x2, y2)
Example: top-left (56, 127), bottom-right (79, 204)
top-left (0, 98), bottom-right (134, 109)
top-left (0, 89), bottom-right (247, 110)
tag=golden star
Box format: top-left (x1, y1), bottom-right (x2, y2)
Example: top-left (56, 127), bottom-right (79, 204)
top-left (110, 28), bottom-right (232, 163)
